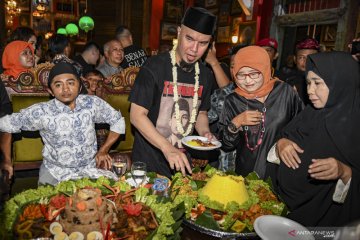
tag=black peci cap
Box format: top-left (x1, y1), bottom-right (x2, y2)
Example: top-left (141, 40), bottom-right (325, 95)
top-left (181, 7), bottom-right (217, 36)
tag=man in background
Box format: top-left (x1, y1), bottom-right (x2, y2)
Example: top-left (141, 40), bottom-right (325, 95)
top-left (97, 40), bottom-right (124, 78)
top-left (256, 38), bottom-right (280, 78)
top-left (115, 26), bottom-right (147, 68)
top-left (284, 38), bottom-right (319, 105)
top-left (73, 41), bottom-right (100, 75)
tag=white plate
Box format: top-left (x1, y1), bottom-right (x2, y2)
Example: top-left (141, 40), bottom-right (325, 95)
top-left (254, 215), bottom-right (315, 240)
top-left (181, 136), bottom-right (221, 151)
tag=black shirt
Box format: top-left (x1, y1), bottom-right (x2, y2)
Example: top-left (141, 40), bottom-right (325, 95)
top-left (0, 80), bottom-right (12, 118)
top-left (121, 45), bottom-right (148, 69)
top-left (129, 52), bottom-right (214, 177)
top-left (73, 54), bottom-right (95, 75)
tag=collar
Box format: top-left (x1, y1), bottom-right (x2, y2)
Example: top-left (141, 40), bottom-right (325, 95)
top-left (105, 60), bottom-right (122, 70)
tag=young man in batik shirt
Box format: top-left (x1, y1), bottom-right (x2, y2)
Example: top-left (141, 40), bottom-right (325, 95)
top-left (0, 62), bottom-right (125, 185)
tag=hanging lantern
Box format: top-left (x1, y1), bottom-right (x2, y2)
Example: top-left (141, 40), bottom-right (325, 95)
top-left (57, 28), bottom-right (67, 35)
top-left (65, 23), bottom-right (79, 36)
top-left (79, 16), bottom-right (94, 32)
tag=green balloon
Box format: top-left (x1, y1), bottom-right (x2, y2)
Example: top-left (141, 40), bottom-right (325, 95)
top-left (57, 28), bottom-right (67, 35)
top-left (79, 16), bottom-right (94, 32)
top-left (65, 23), bottom-right (79, 36)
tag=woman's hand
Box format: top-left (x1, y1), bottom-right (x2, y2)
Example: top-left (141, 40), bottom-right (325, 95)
top-left (276, 138), bottom-right (304, 169)
top-left (203, 131), bottom-right (216, 142)
top-left (96, 151), bottom-right (112, 170)
top-left (232, 110), bottom-right (263, 128)
top-left (308, 158), bottom-right (352, 183)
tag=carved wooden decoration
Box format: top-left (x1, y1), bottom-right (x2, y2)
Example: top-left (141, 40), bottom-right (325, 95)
top-left (1, 62), bottom-right (54, 94)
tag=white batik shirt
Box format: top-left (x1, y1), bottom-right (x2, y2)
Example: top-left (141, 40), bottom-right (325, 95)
top-left (0, 94), bottom-right (125, 183)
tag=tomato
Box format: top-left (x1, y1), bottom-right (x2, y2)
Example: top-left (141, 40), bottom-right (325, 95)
top-left (122, 203), bottom-right (143, 216)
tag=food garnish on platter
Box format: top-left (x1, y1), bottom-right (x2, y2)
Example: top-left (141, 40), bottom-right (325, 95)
top-left (170, 166), bottom-right (286, 233)
top-left (1, 176), bottom-right (184, 240)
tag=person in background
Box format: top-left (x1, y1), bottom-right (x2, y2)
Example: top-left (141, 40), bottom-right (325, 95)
top-left (2, 41), bottom-right (34, 79)
top-left (83, 70), bottom-right (104, 96)
top-left (219, 46), bottom-right (303, 179)
top-left (279, 54), bottom-right (296, 81)
top-left (256, 38), bottom-right (280, 78)
top-left (268, 52), bottom-right (360, 226)
top-left (115, 26), bottom-right (147, 68)
top-left (207, 44), bottom-right (246, 171)
top-left (0, 62), bottom-right (125, 186)
top-left (0, 27), bottom-right (36, 73)
top-left (0, 80), bottom-right (13, 180)
top-left (129, 7), bottom-right (217, 177)
top-left (73, 41), bottom-right (100, 75)
top-left (34, 35), bottom-right (43, 65)
top-left (284, 38), bottom-right (320, 105)
top-left (49, 34), bottom-right (87, 94)
top-left (97, 40), bottom-right (124, 78)
top-left (8, 27), bottom-right (37, 51)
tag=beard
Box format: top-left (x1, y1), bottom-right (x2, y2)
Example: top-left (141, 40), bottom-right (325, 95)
top-left (179, 60), bottom-right (195, 73)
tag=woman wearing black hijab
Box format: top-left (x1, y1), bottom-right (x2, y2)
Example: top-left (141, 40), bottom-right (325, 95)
top-left (269, 51), bottom-right (360, 226)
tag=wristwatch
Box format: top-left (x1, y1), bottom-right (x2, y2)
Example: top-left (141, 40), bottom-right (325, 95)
top-left (228, 122), bottom-right (240, 133)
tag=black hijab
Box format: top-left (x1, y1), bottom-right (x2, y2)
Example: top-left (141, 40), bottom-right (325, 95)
top-left (279, 51), bottom-right (360, 226)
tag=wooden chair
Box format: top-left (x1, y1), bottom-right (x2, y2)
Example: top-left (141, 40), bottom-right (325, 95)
top-left (1, 63), bottom-right (53, 171)
top-left (95, 67), bottom-right (140, 167)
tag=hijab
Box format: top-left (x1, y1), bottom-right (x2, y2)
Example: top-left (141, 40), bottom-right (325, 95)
top-left (2, 40), bottom-right (34, 78)
top-left (279, 52), bottom-right (360, 226)
top-left (232, 46), bottom-right (277, 99)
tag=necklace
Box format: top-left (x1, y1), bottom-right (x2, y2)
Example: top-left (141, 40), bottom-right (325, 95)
top-left (244, 101), bottom-right (266, 151)
top-left (170, 42), bottom-right (200, 137)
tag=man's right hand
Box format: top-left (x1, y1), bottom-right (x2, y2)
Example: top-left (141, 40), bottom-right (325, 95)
top-left (163, 146), bottom-right (192, 176)
top-left (276, 138), bottom-right (304, 169)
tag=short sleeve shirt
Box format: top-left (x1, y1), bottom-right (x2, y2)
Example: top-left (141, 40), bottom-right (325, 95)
top-left (129, 52), bottom-right (214, 177)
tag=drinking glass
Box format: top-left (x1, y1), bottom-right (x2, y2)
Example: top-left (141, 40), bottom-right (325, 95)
top-left (111, 156), bottom-right (128, 177)
top-left (131, 162), bottom-right (147, 187)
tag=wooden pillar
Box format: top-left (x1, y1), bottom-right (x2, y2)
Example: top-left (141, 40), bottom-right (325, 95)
top-left (335, 0), bottom-right (359, 50)
top-left (0, 0), bottom-right (6, 47)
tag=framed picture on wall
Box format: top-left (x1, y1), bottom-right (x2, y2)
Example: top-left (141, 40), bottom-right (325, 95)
top-left (231, 17), bottom-right (242, 38)
top-left (231, 0), bottom-right (242, 15)
top-left (205, 0), bottom-right (217, 8)
top-left (218, 2), bottom-right (230, 25)
top-left (164, 1), bottom-right (182, 21)
top-left (161, 22), bottom-right (179, 41)
top-left (217, 26), bottom-right (230, 43)
top-left (18, 12), bottom-right (30, 27)
top-left (238, 21), bottom-right (257, 45)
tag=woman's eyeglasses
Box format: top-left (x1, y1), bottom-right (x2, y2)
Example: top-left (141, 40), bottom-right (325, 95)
top-left (235, 71), bottom-right (261, 80)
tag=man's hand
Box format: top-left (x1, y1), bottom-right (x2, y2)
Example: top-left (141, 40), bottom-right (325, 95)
top-left (348, 38), bottom-right (360, 62)
top-left (1, 162), bottom-right (13, 179)
top-left (276, 138), bottom-right (304, 169)
top-left (95, 151), bottom-right (112, 170)
top-left (232, 110), bottom-right (263, 128)
top-left (205, 42), bottom-right (218, 67)
top-left (308, 157), bottom-right (352, 183)
top-left (163, 146), bottom-right (192, 176)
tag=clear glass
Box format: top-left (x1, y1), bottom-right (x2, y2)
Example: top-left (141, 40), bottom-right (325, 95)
top-left (131, 162), bottom-right (147, 187)
top-left (112, 156), bottom-right (127, 177)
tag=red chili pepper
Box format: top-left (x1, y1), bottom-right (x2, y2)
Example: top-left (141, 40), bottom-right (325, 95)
top-left (122, 203), bottom-right (143, 216)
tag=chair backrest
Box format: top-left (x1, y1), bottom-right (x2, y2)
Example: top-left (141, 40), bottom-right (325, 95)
top-left (1, 62), bottom-right (53, 94)
top-left (11, 94), bottom-right (50, 170)
top-left (98, 67), bottom-right (140, 153)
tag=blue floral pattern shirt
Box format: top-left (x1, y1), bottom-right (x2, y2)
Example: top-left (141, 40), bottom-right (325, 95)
top-left (0, 95), bottom-right (125, 183)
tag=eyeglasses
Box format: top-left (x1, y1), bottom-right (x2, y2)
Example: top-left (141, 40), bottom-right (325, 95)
top-left (235, 71), bottom-right (261, 80)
